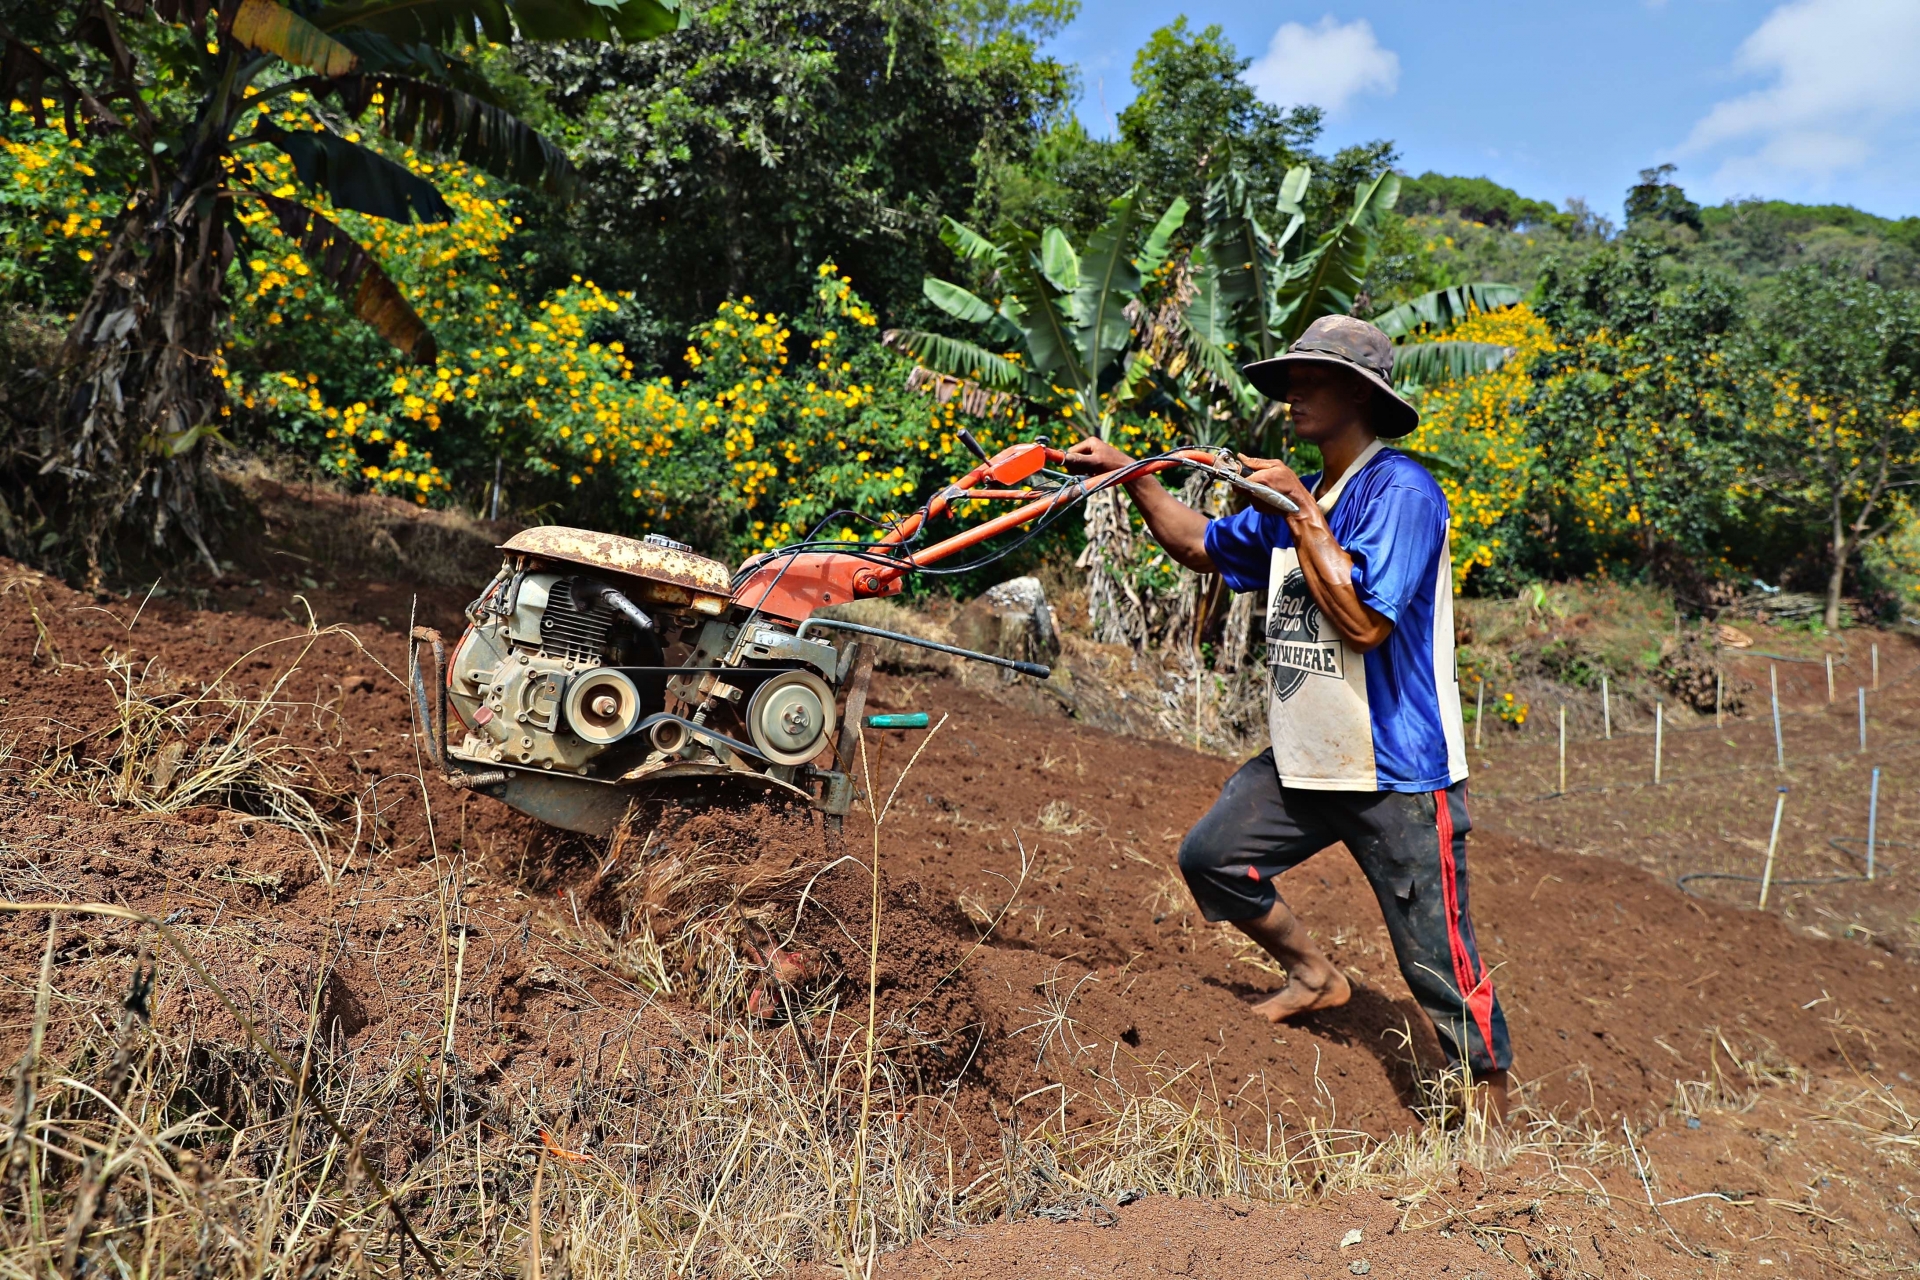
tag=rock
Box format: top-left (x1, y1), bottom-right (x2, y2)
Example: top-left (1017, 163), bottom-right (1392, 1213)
top-left (950, 576), bottom-right (1058, 677)
top-left (1348, 1261), bottom-right (1371, 1276)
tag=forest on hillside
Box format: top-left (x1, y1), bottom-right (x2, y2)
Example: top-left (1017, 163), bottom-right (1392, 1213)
top-left (6, 0), bottom-right (1920, 656)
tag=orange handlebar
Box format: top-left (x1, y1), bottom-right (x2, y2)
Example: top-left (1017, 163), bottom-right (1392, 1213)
top-left (732, 443), bottom-right (1233, 621)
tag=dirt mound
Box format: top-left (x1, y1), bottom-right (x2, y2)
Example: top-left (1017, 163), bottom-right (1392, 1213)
top-left (7, 545), bottom-right (1916, 1134)
top-left (3, 524), bottom-right (1919, 1275)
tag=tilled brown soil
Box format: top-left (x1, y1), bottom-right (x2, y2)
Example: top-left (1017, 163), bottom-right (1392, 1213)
top-left (836, 678), bottom-right (1919, 1130)
top-left (2, 525), bottom-right (1917, 1275)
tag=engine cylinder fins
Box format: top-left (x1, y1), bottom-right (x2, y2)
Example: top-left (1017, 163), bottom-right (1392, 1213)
top-left (561, 668), bottom-right (643, 746)
top-left (745, 669), bottom-right (837, 766)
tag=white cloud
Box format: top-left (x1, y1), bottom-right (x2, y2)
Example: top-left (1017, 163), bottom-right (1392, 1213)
top-left (1680, 0), bottom-right (1920, 193)
top-left (1247, 16), bottom-right (1399, 117)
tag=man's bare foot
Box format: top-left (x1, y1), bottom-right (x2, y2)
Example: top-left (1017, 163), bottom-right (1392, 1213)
top-left (1469, 1069), bottom-right (1509, 1125)
top-left (1250, 964), bottom-right (1351, 1022)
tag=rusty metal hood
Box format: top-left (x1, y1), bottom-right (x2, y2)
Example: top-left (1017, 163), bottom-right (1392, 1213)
top-left (499, 527), bottom-right (732, 595)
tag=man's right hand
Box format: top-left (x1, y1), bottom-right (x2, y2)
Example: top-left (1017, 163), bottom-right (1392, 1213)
top-left (1065, 435), bottom-right (1216, 574)
top-left (1063, 437), bottom-right (1136, 477)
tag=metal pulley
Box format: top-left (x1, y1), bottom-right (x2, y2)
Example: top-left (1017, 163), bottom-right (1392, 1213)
top-left (562, 668), bottom-right (642, 745)
top-left (745, 669), bottom-right (836, 765)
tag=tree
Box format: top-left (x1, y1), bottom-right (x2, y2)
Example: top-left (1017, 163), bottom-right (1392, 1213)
top-left (986, 18), bottom-right (1396, 248)
top-left (1115, 19), bottom-right (1320, 213)
top-left (1743, 271), bottom-right (1920, 630)
top-left (1, 0), bottom-right (677, 577)
top-left (1625, 164), bottom-right (1703, 234)
top-left (1520, 243), bottom-right (1746, 592)
top-left (510, 0), bottom-right (1073, 361)
top-left (886, 189), bottom-right (1188, 641)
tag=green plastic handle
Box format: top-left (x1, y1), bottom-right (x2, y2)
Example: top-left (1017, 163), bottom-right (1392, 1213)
top-left (865, 713), bottom-right (930, 729)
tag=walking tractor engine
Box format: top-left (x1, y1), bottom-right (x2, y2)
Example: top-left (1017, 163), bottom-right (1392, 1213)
top-left (409, 432), bottom-right (1299, 838)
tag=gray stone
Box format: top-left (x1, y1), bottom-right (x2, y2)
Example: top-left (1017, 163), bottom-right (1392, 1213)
top-left (950, 575), bottom-right (1059, 677)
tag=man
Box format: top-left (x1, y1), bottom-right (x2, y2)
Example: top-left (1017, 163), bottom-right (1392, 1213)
top-left (1064, 315), bottom-right (1512, 1117)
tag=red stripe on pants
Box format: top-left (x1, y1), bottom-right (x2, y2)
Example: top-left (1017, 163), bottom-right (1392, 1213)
top-left (1435, 790), bottom-right (1497, 1065)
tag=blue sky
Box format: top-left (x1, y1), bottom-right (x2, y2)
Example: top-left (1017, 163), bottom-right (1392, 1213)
top-left (1044, 0), bottom-right (1920, 222)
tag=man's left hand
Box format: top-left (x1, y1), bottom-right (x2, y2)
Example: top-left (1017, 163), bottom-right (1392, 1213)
top-left (1237, 455), bottom-right (1318, 521)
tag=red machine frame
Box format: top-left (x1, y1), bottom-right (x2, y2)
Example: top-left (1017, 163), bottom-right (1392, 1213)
top-left (732, 442), bottom-right (1244, 620)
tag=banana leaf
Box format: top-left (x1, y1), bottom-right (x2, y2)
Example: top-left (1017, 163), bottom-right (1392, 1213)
top-left (227, 0), bottom-right (358, 75)
top-left (353, 75), bottom-right (574, 197)
top-left (923, 277), bottom-right (996, 326)
top-left (884, 330), bottom-right (1038, 398)
top-left (1391, 340), bottom-right (1515, 388)
top-left (939, 216), bottom-right (1005, 268)
top-left (1272, 171), bottom-right (1399, 345)
top-left (1001, 241), bottom-right (1090, 415)
top-left (923, 277), bottom-right (1024, 347)
top-left (1070, 192), bottom-right (1141, 390)
top-left (1039, 227), bottom-right (1078, 293)
top-left (256, 192), bottom-right (435, 361)
top-left (250, 121), bottom-right (455, 222)
top-left (1373, 283), bottom-right (1523, 339)
top-left (1136, 195), bottom-right (1189, 275)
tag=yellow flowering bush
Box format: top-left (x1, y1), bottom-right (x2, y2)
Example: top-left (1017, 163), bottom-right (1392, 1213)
top-left (0, 101), bottom-right (113, 300)
top-left (1399, 302), bottom-right (1555, 591)
top-left (210, 89), bottom-right (663, 503)
top-left (647, 265), bottom-right (1044, 553)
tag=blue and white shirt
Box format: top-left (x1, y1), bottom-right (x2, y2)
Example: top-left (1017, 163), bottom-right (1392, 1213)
top-left (1202, 442), bottom-right (1467, 793)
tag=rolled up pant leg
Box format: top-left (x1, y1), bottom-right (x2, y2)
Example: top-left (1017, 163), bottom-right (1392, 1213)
top-left (1177, 749), bottom-right (1333, 922)
top-left (1332, 783), bottom-right (1511, 1074)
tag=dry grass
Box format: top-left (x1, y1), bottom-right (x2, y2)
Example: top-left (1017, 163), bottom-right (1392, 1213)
top-left (22, 621), bottom-right (404, 886)
top-left (7, 883), bottom-right (1918, 1279)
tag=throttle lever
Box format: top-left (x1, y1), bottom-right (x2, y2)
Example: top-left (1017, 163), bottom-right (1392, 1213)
top-left (1184, 453), bottom-right (1302, 515)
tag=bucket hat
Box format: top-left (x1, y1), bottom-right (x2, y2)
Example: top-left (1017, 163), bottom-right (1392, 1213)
top-left (1241, 315), bottom-right (1420, 439)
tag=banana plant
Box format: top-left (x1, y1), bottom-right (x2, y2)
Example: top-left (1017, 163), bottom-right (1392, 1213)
top-left (887, 188), bottom-right (1189, 440)
top-left (1, 0), bottom-right (680, 570)
top-left (1169, 166), bottom-right (1523, 453)
top-left (1374, 282), bottom-right (1524, 393)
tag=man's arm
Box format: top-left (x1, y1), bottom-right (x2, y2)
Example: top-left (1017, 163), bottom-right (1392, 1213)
top-left (1063, 438), bottom-right (1215, 573)
top-left (1064, 438), bottom-right (1393, 653)
top-left (1241, 460), bottom-right (1393, 653)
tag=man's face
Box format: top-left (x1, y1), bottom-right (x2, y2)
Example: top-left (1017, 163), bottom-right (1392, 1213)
top-left (1284, 362), bottom-right (1375, 443)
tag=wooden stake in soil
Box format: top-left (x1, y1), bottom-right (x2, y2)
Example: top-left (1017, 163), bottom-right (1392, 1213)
top-left (1653, 701), bottom-right (1664, 784)
top-left (1868, 767), bottom-right (1881, 881)
top-left (1558, 704), bottom-right (1567, 795)
top-left (1771, 664), bottom-right (1784, 770)
top-left (1873, 642), bottom-right (1881, 690)
top-left (1474, 679), bottom-right (1485, 750)
top-left (1858, 686), bottom-right (1867, 754)
top-left (1715, 670), bottom-right (1723, 729)
top-left (1602, 675), bottom-right (1612, 740)
top-left (1826, 653), bottom-right (1835, 704)
top-left (1757, 787), bottom-right (1788, 909)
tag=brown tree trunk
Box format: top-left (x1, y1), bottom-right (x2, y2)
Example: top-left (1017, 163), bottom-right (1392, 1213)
top-left (1080, 486), bottom-right (1144, 646)
top-left (47, 188), bottom-right (227, 580)
top-left (1218, 587), bottom-right (1257, 672)
top-left (1826, 503), bottom-right (1849, 634)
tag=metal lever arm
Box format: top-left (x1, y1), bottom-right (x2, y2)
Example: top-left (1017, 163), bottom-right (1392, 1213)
top-left (795, 617), bottom-right (1051, 680)
top-left (1176, 453), bottom-right (1301, 514)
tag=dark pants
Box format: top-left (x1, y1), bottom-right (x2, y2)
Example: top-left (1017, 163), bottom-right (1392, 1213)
top-left (1178, 750), bottom-right (1511, 1074)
